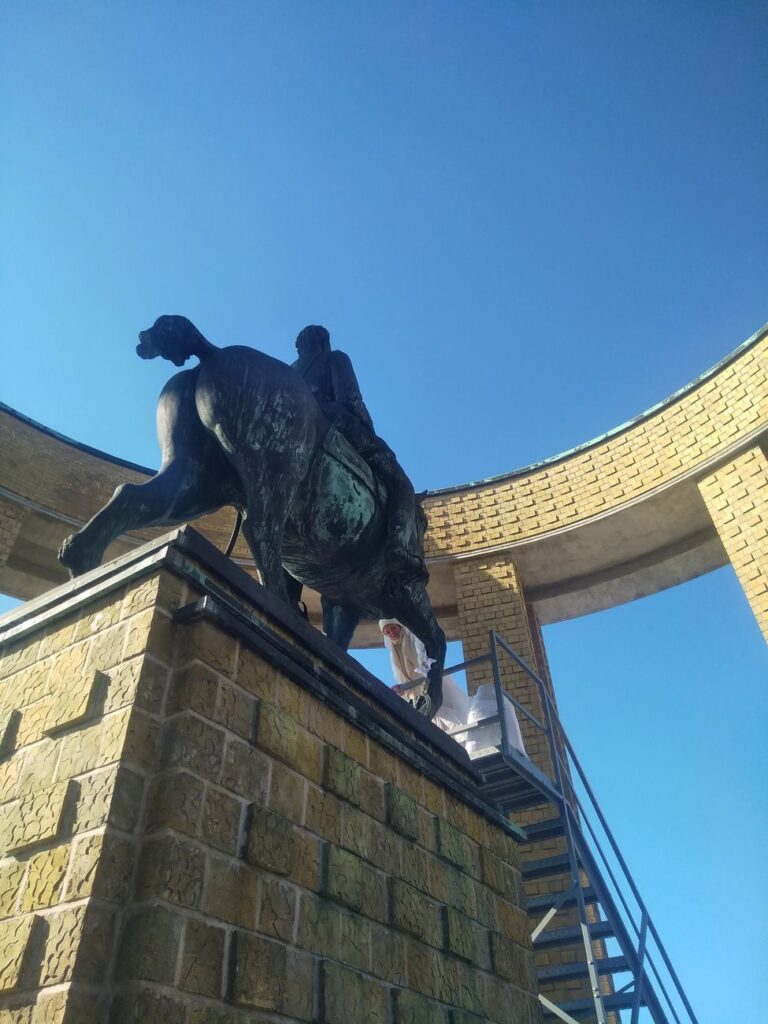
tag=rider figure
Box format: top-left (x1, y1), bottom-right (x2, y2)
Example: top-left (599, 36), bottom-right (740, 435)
top-left (292, 325), bottom-right (427, 583)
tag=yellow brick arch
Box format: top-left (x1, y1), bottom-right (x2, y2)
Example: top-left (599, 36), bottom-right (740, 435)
top-left (1, 324), bottom-right (766, 642)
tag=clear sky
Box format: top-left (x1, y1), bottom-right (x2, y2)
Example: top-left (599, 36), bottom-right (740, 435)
top-left (1, 3), bottom-right (766, 1021)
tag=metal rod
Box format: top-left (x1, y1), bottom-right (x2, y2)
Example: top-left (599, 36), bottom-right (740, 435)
top-left (538, 994), bottom-right (584, 1024)
top-left (531, 881), bottom-right (579, 942)
top-left (489, 631), bottom-right (512, 757)
top-left (631, 912), bottom-right (649, 1024)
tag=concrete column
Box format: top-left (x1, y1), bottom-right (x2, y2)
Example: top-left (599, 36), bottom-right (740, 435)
top-left (699, 445), bottom-right (768, 643)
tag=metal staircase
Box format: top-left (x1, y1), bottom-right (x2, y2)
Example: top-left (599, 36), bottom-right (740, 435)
top-left (442, 633), bottom-right (700, 1024)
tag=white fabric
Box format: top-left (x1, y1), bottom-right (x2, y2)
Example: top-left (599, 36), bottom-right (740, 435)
top-left (464, 684), bottom-right (527, 758)
top-left (378, 619), bottom-right (433, 686)
top-left (379, 620), bottom-right (471, 742)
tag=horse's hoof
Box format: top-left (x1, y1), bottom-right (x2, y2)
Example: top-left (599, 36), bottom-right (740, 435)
top-left (58, 534), bottom-right (95, 578)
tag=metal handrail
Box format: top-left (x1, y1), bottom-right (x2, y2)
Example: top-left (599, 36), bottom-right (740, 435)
top-left (485, 630), bottom-right (698, 1024)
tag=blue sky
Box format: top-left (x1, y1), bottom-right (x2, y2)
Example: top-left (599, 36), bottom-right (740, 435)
top-left (1, 3), bottom-right (766, 1020)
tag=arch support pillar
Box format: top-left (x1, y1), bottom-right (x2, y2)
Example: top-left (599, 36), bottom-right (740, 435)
top-left (699, 445), bottom-right (768, 643)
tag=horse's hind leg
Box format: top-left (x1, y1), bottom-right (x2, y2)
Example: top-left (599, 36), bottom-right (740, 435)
top-left (321, 595), bottom-right (360, 650)
top-left (59, 459), bottom-right (229, 576)
top-left (387, 583), bottom-right (446, 719)
top-left (239, 471), bottom-right (298, 604)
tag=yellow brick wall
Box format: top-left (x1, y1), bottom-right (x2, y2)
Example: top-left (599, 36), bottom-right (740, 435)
top-left (699, 444), bottom-right (768, 642)
top-left (425, 333), bottom-right (768, 559)
top-left (0, 572), bottom-right (183, 1023)
top-left (1, 561), bottom-right (544, 1024)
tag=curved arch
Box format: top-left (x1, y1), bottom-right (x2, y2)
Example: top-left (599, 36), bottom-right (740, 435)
top-left (1, 324), bottom-right (766, 641)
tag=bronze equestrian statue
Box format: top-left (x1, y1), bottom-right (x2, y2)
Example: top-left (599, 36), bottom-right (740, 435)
top-left (58, 315), bottom-right (445, 718)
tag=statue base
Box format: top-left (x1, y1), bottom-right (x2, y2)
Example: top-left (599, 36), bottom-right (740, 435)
top-left (0, 527), bottom-right (540, 1023)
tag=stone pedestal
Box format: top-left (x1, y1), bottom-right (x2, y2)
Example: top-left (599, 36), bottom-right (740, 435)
top-left (0, 527), bottom-right (541, 1024)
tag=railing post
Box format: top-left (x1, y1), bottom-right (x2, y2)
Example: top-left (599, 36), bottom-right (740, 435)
top-left (489, 630), bottom-right (511, 758)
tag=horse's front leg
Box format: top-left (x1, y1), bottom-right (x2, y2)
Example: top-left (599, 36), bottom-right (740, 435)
top-left (388, 583), bottom-right (446, 719)
top-left (321, 596), bottom-right (360, 650)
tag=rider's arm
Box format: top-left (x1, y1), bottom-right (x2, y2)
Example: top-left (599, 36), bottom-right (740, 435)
top-left (330, 351), bottom-right (376, 432)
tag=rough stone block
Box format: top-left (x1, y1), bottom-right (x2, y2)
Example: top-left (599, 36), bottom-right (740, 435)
top-left (135, 835), bottom-right (202, 909)
top-left (393, 989), bottom-right (449, 1024)
top-left (480, 848), bottom-right (520, 903)
top-left (20, 844), bottom-right (69, 911)
top-left (369, 819), bottom-right (402, 875)
top-left (269, 760), bottom-right (306, 824)
top-left (160, 712), bottom-right (225, 779)
top-left (401, 843), bottom-right (429, 893)
top-left (490, 932), bottom-right (536, 990)
top-left (320, 959), bottom-right (389, 1024)
top-left (495, 897), bottom-right (529, 945)
top-left (64, 833), bottom-right (134, 903)
top-left (109, 986), bottom-right (187, 1024)
top-left (206, 856), bottom-right (258, 928)
top-left (230, 932), bottom-right (313, 1020)
top-left (31, 987), bottom-right (109, 1024)
top-left (323, 845), bottom-right (387, 923)
top-left (306, 786), bottom-right (344, 844)
top-left (72, 765), bottom-right (142, 834)
top-left (445, 908), bottom-right (491, 969)
top-left (17, 740), bottom-right (57, 797)
top-left (167, 662), bottom-right (219, 719)
top-left (41, 903), bottom-right (115, 985)
top-left (179, 918), bottom-right (226, 997)
top-left (201, 785), bottom-right (242, 855)
top-left (370, 923), bottom-right (406, 986)
top-left (43, 670), bottom-right (105, 734)
top-left (437, 819), bottom-right (479, 876)
top-left (220, 738), bottom-right (269, 803)
top-left (297, 893), bottom-right (340, 958)
top-left (2, 780), bottom-right (75, 854)
top-left (392, 879), bottom-right (443, 948)
top-left (326, 747), bottom-right (384, 821)
top-left (293, 830), bottom-right (324, 892)
top-left (116, 905), bottom-right (183, 983)
top-left (256, 703), bottom-right (323, 784)
top-left (0, 915), bottom-right (36, 992)
top-left (427, 857), bottom-right (477, 920)
top-left (123, 608), bottom-right (174, 664)
top-left (178, 619), bottom-right (234, 676)
top-left (0, 859), bottom-right (25, 918)
top-left (258, 878), bottom-right (297, 942)
top-left (340, 804), bottom-right (371, 860)
top-left (217, 681), bottom-right (255, 740)
top-left (245, 805), bottom-right (293, 876)
top-left (338, 909), bottom-right (370, 971)
top-left (145, 769), bottom-right (204, 837)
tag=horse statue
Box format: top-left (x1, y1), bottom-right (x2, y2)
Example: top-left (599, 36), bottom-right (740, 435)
top-left (58, 315), bottom-right (445, 718)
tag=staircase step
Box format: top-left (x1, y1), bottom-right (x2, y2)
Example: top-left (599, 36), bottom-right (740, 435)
top-left (537, 954), bottom-right (628, 983)
top-left (522, 852), bottom-right (574, 879)
top-left (541, 990), bottom-right (646, 1018)
top-left (526, 886), bottom-right (598, 913)
top-left (533, 919), bottom-right (614, 950)
top-left (522, 817), bottom-right (564, 842)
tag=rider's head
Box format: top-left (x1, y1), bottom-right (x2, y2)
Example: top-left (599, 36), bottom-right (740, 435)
top-left (295, 325), bottom-right (330, 359)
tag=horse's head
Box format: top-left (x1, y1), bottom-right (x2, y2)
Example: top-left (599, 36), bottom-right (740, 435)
top-left (137, 315), bottom-right (199, 366)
